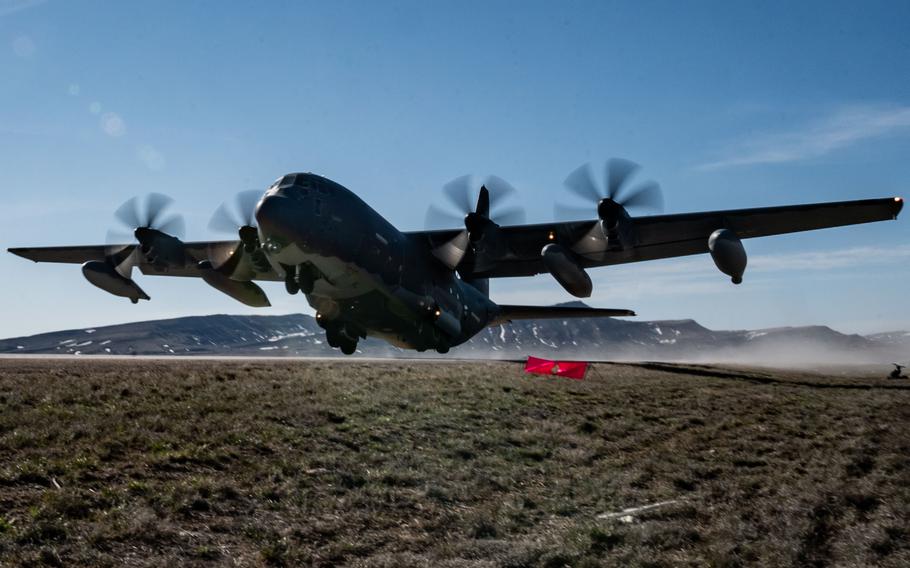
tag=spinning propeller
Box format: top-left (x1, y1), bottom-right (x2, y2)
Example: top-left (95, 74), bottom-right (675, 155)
top-left (555, 158), bottom-right (663, 225)
top-left (208, 189), bottom-right (262, 252)
top-left (207, 189), bottom-right (271, 275)
top-left (425, 175), bottom-right (525, 269)
top-left (426, 175), bottom-right (526, 233)
top-left (105, 193), bottom-right (186, 271)
top-left (107, 193), bottom-right (186, 245)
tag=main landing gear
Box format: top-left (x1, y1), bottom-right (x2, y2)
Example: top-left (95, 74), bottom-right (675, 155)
top-left (326, 325), bottom-right (360, 355)
top-left (317, 313), bottom-right (362, 355)
top-left (283, 263), bottom-right (317, 295)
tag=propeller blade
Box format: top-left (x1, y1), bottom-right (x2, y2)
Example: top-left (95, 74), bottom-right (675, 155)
top-left (476, 186), bottom-right (491, 218)
top-left (564, 163), bottom-right (602, 203)
top-left (483, 175), bottom-right (517, 208)
top-left (209, 202), bottom-right (243, 234)
top-left (104, 230), bottom-right (136, 272)
top-left (431, 229), bottom-right (470, 270)
top-left (425, 204), bottom-right (464, 229)
top-left (206, 241), bottom-right (241, 271)
top-left (145, 193), bottom-right (174, 228)
top-left (606, 158), bottom-right (639, 201)
top-left (114, 197), bottom-right (142, 230)
top-left (102, 245), bottom-right (140, 278)
top-left (619, 181), bottom-right (664, 212)
top-left (442, 175), bottom-right (474, 213)
top-left (554, 203), bottom-right (597, 220)
top-left (236, 190), bottom-right (263, 227)
top-left (492, 206), bottom-right (525, 226)
top-left (157, 214), bottom-right (186, 239)
top-left (114, 247), bottom-right (141, 278)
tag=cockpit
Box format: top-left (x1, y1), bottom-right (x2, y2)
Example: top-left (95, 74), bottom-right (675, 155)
top-left (268, 173), bottom-right (337, 196)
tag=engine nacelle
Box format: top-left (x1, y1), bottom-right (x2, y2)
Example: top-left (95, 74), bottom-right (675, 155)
top-left (541, 243), bottom-right (592, 298)
top-left (597, 199), bottom-right (636, 250)
top-left (82, 261), bottom-right (150, 304)
top-left (197, 261), bottom-right (271, 307)
top-left (708, 229), bottom-right (747, 284)
top-left (134, 228), bottom-right (187, 270)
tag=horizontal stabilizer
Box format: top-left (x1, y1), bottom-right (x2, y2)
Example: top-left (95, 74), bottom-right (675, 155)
top-left (492, 304), bottom-right (635, 326)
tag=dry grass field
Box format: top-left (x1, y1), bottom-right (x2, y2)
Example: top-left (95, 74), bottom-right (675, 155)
top-left (0, 358), bottom-right (908, 567)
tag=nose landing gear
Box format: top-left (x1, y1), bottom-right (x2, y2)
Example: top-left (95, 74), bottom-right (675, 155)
top-left (285, 269), bottom-right (299, 295)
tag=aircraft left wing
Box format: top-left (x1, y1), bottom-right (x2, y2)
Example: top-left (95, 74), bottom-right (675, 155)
top-left (410, 196), bottom-right (903, 279)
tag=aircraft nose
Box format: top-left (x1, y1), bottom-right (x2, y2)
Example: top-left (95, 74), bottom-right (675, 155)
top-left (256, 193), bottom-right (304, 251)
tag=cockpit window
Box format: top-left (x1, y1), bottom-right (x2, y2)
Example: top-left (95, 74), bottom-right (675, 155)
top-left (279, 174), bottom-right (296, 188)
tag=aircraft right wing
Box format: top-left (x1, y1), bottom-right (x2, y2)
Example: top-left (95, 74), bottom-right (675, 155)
top-left (8, 241), bottom-right (282, 281)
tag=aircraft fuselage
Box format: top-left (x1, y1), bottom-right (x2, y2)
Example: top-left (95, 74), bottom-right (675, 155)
top-left (255, 173), bottom-right (496, 353)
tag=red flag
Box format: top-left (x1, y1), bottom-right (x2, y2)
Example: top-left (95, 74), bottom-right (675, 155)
top-left (524, 356), bottom-right (588, 380)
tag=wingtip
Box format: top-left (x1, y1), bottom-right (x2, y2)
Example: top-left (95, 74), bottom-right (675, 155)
top-left (893, 196), bottom-right (904, 218)
top-left (7, 248), bottom-right (32, 261)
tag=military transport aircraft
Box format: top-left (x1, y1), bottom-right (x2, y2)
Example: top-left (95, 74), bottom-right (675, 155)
top-left (8, 159), bottom-right (904, 354)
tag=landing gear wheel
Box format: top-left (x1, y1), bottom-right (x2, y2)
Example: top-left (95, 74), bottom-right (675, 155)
top-left (435, 342), bottom-right (450, 354)
top-left (283, 264), bottom-right (300, 295)
top-left (340, 341), bottom-right (357, 355)
top-left (285, 277), bottom-right (299, 295)
top-left (325, 326), bottom-right (341, 348)
top-left (296, 265), bottom-right (315, 294)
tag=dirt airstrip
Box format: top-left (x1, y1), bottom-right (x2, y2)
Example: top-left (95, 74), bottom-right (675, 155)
top-left (0, 358), bottom-right (907, 567)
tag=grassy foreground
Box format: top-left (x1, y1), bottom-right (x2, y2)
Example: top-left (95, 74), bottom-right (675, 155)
top-left (0, 358), bottom-right (908, 567)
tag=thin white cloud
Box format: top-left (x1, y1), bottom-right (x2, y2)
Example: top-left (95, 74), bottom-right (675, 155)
top-left (749, 244), bottom-right (910, 271)
top-left (697, 104), bottom-right (910, 170)
top-left (0, 0), bottom-right (46, 18)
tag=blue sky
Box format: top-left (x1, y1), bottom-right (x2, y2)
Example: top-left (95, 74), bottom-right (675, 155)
top-left (2, 0), bottom-right (909, 338)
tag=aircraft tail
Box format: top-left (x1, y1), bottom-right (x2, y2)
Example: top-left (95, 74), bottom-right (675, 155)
top-left (491, 304), bottom-right (635, 326)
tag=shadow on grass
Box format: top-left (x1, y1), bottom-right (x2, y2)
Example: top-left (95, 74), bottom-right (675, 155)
top-left (631, 362), bottom-right (910, 391)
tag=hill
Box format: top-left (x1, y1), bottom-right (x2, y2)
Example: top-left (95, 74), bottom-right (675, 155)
top-left (1, 306), bottom-right (907, 364)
